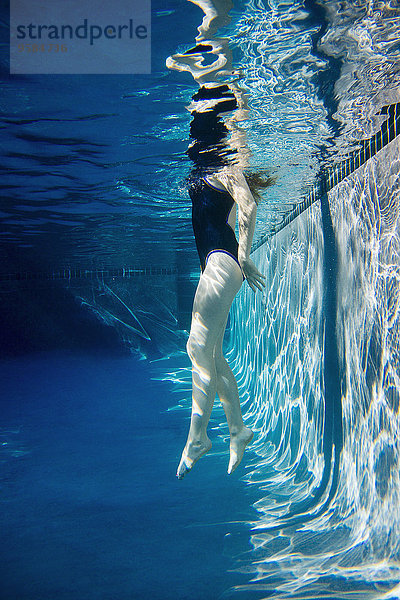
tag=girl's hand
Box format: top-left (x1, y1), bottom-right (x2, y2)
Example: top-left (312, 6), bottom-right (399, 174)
top-left (239, 257), bottom-right (266, 292)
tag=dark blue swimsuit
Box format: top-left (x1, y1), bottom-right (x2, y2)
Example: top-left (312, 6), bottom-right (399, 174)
top-left (189, 177), bottom-right (240, 272)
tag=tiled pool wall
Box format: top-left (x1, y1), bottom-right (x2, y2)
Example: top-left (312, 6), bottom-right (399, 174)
top-left (228, 135), bottom-right (400, 546)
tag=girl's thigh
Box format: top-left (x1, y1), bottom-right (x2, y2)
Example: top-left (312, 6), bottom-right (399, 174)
top-left (190, 252), bottom-right (243, 349)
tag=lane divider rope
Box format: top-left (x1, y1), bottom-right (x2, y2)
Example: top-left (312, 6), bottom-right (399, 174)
top-left (0, 266), bottom-right (178, 283)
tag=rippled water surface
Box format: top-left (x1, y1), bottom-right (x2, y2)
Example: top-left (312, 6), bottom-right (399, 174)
top-left (1, 1), bottom-right (400, 265)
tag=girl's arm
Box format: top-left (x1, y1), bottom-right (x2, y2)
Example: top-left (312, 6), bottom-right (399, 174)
top-left (215, 170), bottom-right (265, 292)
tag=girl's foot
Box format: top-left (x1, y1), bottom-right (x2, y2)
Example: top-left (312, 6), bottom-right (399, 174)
top-left (228, 427), bottom-right (253, 474)
top-left (176, 438), bottom-right (212, 479)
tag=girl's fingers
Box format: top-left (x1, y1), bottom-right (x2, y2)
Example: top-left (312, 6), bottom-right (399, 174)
top-left (253, 275), bottom-right (265, 287)
top-left (243, 264), bottom-right (266, 292)
top-left (246, 276), bottom-right (264, 292)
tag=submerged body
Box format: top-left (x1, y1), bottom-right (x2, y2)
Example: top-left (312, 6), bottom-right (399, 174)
top-left (176, 80), bottom-right (269, 479)
top-left (177, 169), bottom-right (265, 479)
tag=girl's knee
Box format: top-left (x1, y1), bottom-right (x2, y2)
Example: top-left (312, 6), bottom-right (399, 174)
top-left (187, 332), bottom-right (213, 365)
top-left (186, 335), bottom-right (195, 361)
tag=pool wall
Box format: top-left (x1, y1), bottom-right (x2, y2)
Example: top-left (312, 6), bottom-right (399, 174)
top-left (228, 136), bottom-right (400, 573)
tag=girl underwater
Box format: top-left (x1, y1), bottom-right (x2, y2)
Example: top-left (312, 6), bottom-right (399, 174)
top-left (177, 83), bottom-right (273, 478)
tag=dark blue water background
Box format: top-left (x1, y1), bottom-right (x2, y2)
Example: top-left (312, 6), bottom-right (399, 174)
top-left (0, 1), bottom-right (264, 597)
top-left (0, 353), bottom-right (261, 600)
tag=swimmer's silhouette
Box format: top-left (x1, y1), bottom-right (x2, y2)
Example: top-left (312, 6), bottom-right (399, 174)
top-left (177, 83), bottom-right (273, 478)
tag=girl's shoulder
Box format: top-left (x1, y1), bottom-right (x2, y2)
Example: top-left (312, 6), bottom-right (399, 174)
top-left (202, 175), bottom-right (229, 193)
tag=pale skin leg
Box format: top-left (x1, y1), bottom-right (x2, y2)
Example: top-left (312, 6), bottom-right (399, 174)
top-left (214, 319), bottom-right (254, 474)
top-left (176, 251), bottom-right (254, 479)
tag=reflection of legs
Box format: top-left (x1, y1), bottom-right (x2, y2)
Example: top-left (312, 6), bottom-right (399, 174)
top-left (177, 252), bottom-right (243, 479)
top-left (214, 325), bottom-right (254, 474)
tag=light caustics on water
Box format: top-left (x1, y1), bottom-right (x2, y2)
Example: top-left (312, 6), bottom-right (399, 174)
top-left (167, 1), bottom-right (400, 599)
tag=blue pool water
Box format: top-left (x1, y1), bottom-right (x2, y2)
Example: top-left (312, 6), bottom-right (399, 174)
top-left (0, 353), bottom-right (260, 600)
top-left (1, 0), bottom-right (400, 599)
